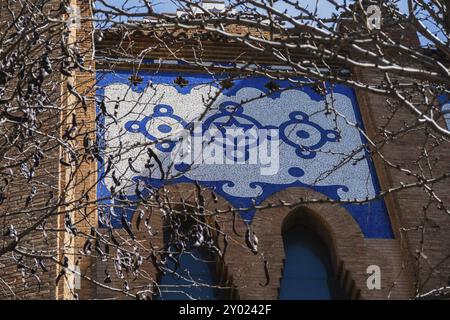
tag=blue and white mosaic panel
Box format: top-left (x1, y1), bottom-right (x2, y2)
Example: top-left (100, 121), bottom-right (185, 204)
top-left (97, 70), bottom-right (394, 238)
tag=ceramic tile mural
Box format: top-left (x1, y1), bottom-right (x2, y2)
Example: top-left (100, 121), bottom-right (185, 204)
top-left (97, 70), bottom-right (393, 238)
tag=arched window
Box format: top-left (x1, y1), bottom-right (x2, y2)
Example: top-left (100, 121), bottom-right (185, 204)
top-left (157, 246), bottom-right (218, 300)
top-left (279, 224), bottom-right (346, 300)
top-left (156, 214), bottom-right (225, 300)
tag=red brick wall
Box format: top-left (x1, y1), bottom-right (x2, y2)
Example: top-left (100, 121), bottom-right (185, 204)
top-left (90, 183), bottom-right (413, 299)
top-left (0, 0), bottom-right (64, 299)
top-left (2, 1), bottom-right (449, 300)
top-left (347, 17), bottom-right (450, 295)
top-left (354, 67), bottom-right (450, 294)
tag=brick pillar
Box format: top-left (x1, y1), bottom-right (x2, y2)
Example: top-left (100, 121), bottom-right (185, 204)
top-left (62, 0), bottom-right (98, 299)
top-left (344, 7), bottom-right (450, 294)
top-left (0, 0), bottom-right (66, 299)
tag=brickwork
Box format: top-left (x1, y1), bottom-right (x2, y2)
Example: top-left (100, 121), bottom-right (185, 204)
top-left (1, 1), bottom-right (449, 300)
top-left (0, 0), bottom-right (64, 300)
top-left (68, 0), bottom-right (98, 300)
top-left (89, 183), bottom-right (413, 299)
top-left (70, 13), bottom-right (450, 299)
top-left (354, 66), bottom-right (450, 294)
top-left (343, 9), bottom-right (450, 295)
top-left (0, 0), bottom-right (98, 300)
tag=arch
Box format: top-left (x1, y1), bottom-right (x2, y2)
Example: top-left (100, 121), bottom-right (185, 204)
top-left (156, 206), bottom-right (222, 300)
top-left (279, 210), bottom-right (347, 299)
top-left (139, 188), bottom-right (236, 300)
top-left (255, 187), bottom-right (365, 299)
top-left (157, 243), bottom-right (220, 300)
top-left (110, 183), bottom-right (412, 300)
top-left (156, 184), bottom-right (367, 299)
top-left (210, 187), bottom-right (369, 299)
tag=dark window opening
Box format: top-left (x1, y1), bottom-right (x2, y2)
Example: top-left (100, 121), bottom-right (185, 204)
top-left (155, 213), bottom-right (227, 300)
top-left (279, 224), bottom-right (347, 300)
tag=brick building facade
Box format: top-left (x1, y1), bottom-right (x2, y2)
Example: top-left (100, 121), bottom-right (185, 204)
top-left (0, 0), bottom-right (449, 300)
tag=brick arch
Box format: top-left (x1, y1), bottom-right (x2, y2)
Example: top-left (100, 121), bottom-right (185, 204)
top-left (95, 183), bottom-right (413, 299)
top-left (140, 183), bottom-right (239, 299)
top-left (95, 182), bottom-right (239, 299)
top-left (218, 186), bottom-right (414, 299)
top-left (149, 184), bottom-right (364, 299)
top-left (254, 187), bottom-right (366, 299)
top-left (210, 187), bottom-right (365, 299)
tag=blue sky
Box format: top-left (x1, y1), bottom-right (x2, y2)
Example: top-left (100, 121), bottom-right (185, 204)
top-left (96, 1), bottom-right (442, 47)
top-left (98, 0), bottom-right (409, 18)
